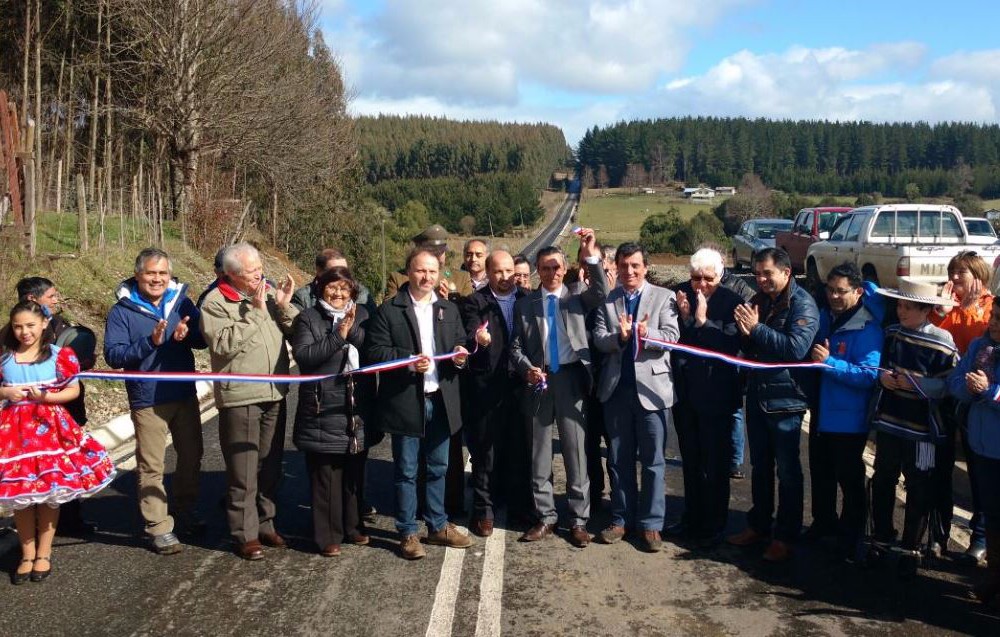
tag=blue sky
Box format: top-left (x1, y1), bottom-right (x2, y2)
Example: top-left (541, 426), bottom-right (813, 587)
top-left (319, 0), bottom-right (1000, 146)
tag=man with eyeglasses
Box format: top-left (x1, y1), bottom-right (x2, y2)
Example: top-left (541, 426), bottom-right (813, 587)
top-left (804, 261), bottom-right (883, 562)
top-left (666, 248), bottom-right (745, 549)
top-left (513, 255), bottom-right (532, 292)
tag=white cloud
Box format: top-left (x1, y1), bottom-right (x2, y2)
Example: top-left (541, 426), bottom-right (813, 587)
top-left (328, 0), bottom-right (753, 104)
top-left (627, 44), bottom-right (998, 126)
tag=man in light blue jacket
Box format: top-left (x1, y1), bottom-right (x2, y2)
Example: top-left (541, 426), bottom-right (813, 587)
top-left (804, 262), bottom-right (883, 560)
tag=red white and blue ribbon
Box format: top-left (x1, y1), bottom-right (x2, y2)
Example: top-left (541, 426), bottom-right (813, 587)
top-left (640, 336), bottom-right (831, 370)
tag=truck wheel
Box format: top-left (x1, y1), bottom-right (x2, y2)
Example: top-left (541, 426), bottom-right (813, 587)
top-left (862, 265), bottom-right (879, 286)
top-left (731, 249), bottom-right (741, 272)
top-left (806, 259), bottom-right (821, 292)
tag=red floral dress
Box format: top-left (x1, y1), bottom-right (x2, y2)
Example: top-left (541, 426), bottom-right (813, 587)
top-left (0, 345), bottom-right (115, 509)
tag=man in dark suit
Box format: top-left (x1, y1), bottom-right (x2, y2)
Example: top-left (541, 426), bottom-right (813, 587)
top-left (509, 228), bottom-right (609, 547)
top-left (365, 249), bottom-right (474, 560)
top-left (460, 250), bottom-right (531, 536)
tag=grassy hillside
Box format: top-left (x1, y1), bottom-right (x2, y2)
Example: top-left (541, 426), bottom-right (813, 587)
top-left (1, 212), bottom-right (308, 426)
top-left (578, 190), bottom-right (716, 247)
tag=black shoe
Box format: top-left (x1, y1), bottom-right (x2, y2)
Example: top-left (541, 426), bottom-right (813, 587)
top-left (11, 560), bottom-right (32, 586)
top-left (729, 469), bottom-right (746, 480)
top-left (897, 551), bottom-right (920, 579)
top-left (362, 505), bottom-right (377, 524)
top-left (663, 521), bottom-right (694, 539)
top-left (29, 557), bottom-right (51, 583)
top-left (925, 540), bottom-right (946, 560)
top-left (802, 523), bottom-right (837, 542)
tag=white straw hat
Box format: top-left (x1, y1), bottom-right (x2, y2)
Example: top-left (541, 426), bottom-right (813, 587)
top-left (876, 277), bottom-right (958, 307)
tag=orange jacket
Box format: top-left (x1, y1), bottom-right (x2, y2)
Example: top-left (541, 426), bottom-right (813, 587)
top-left (931, 292), bottom-right (993, 355)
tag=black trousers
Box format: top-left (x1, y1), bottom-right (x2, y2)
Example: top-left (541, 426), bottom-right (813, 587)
top-left (584, 391), bottom-right (610, 500)
top-left (808, 429), bottom-right (868, 539)
top-left (930, 406), bottom-right (987, 544)
top-left (305, 451), bottom-right (363, 548)
top-left (467, 383), bottom-right (529, 520)
top-left (872, 432), bottom-right (932, 550)
top-left (674, 403), bottom-right (732, 537)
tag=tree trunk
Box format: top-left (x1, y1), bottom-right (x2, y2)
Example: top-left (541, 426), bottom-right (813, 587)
top-left (34, 0), bottom-right (42, 211)
top-left (76, 173), bottom-right (88, 251)
top-left (87, 0), bottom-right (103, 196)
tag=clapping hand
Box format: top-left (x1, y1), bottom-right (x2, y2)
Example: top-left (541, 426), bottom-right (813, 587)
top-left (966, 370), bottom-right (990, 395)
top-left (618, 311), bottom-right (633, 343)
top-left (275, 274), bottom-right (295, 308)
top-left (252, 280), bottom-right (268, 310)
top-left (437, 277), bottom-right (453, 299)
top-left (172, 316), bottom-right (191, 342)
top-left (734, 303), bottom-right (759, 336)
top-left (676, 290), bottom-right (691, 322)
top-left (693, 290), bottom-right (708, 326)
top-left (810, 339), bottom-right (830, 363)
top-left (337, 305), bottom-right (356, 338)
top-left (152, 319), bottom-right (169, 346)
top-left (635, 313), bottom-right (650, 339)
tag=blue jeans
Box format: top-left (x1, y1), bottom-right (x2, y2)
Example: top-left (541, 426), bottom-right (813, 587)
top-left (746, 400), bottom-right (804, 543)
top-left (392, 394), bottom-right (451, 537)
top-left (604, 383), bottom-right (667, 530)
top-left (731, 406), bottom-right (746, 470)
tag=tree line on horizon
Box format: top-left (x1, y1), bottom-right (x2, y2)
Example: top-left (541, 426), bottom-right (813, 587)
top-left (577, 117), bottom-right (1000, 200)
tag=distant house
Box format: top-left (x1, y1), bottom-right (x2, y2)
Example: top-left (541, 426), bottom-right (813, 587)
top-left (985, 208), bottom-right (1000, 222)
top-left (641, 187), bottom-right (656, 194)
top-left (683, 187), bottom-right (716, 200)
top-left (714, 186), bottom-right (737, 196)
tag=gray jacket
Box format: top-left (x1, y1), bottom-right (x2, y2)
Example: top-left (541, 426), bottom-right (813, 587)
top-left (592, 284), bottom-right (680, 410)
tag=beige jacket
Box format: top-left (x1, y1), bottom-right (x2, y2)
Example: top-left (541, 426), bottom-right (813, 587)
top-left (199, 280), bottom-right (299, 408)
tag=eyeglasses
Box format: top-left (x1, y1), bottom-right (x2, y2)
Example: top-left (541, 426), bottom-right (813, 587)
top-left (690, 276), bottom-right (717, 283)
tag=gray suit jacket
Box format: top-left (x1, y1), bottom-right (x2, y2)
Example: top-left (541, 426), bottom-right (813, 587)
top-left (510, 261), bottom-right (609, 391)
top-left (593, 283), bottom-right (680, 411)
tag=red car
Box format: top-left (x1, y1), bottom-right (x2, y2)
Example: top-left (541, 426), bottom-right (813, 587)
top-left (777, 207), bottom-right (853, 273)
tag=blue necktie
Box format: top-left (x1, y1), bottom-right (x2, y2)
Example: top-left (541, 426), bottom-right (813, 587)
top-left (547, 294), bottom-right (560, 373)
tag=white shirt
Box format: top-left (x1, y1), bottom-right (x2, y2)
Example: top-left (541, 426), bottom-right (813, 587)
top-left (410, 291), bottom-right (439, 393)
top-left (540, 285), bottom-right (578, 367)
top-left (471, 275), bottom-right (489, 291)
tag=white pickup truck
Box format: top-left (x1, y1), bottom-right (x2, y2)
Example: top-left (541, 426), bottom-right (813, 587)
top-left (805, 204), bottom-right (1000, 288)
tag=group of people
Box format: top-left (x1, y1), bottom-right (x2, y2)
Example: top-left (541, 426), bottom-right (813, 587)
top-left (1, 223), bottom-right (998, 611)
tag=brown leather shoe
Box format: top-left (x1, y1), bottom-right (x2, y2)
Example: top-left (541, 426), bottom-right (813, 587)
top-left (259, 532), bottom-right (287, 549)
top-left (727, 527), bottom-right (770, 547)
top-left (236, 540), bottom-right (265, 561)
top-left (426, 523), bottom-right (474, 548)
top-left (599, 524), bottom-right (626, 544)
top-left (320, 544), bottom-right (341, 557)
top-left (471, 518), bottom-right (494, 538)
top-left (569, 525), bottom-right (590, 548)
top-left (762, 540), bottom-right (793, 563)
top-left (346, 533), bottom-right (370, 546)
top-left (639, 530), bottom-right (663, 553)
top-left (519, 522), bottom-right (556, 542)
top-left (399, 534), bottom-right (426, 560)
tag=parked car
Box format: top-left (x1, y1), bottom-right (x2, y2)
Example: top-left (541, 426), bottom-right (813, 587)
top-left (806, 204), bottom-right (1000, 288)
top-left (963, 217), bottom-right (998, 245)
top-left (731, 218), bottom-right (793, 271)
top-left (776, 207), bottom-right (853, 273)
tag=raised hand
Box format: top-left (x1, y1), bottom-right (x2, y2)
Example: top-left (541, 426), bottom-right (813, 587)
top-left (275, 274), bottom-right (295, 308)
top-left (936, 281), bottom-right (955, 316)
top-left (577, 227), bottom-right (600, 259)
top-left (152, 319), bottom-right (169, 346)
top-left (961, 278), bottom-right (983, 309)
top-left (734, 303), bottom-right (759, 336)
top-left (810, 338), bottom-right (830, 363)
top-left (437, 278), bottom-right (453, 299)
top-left (172, 316), bottom-right (191, 342)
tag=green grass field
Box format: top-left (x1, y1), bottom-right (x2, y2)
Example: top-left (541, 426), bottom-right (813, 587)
top-left (578, 193), bottom-right (714, 247)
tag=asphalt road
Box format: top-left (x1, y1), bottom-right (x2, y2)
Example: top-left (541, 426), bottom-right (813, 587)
top-left (0, 381), bottom-right (996, 637)
top-left (520, 193), bottom-right (578, 267)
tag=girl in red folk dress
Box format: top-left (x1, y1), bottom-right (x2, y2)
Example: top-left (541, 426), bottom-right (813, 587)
top-left (0, 302), bottom-right (115, 584)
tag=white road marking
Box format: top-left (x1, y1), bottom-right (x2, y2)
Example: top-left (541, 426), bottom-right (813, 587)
top-left (474, 516), bottom-right (506, 637)
top-left (425, 455), bottom-right (474, 637)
